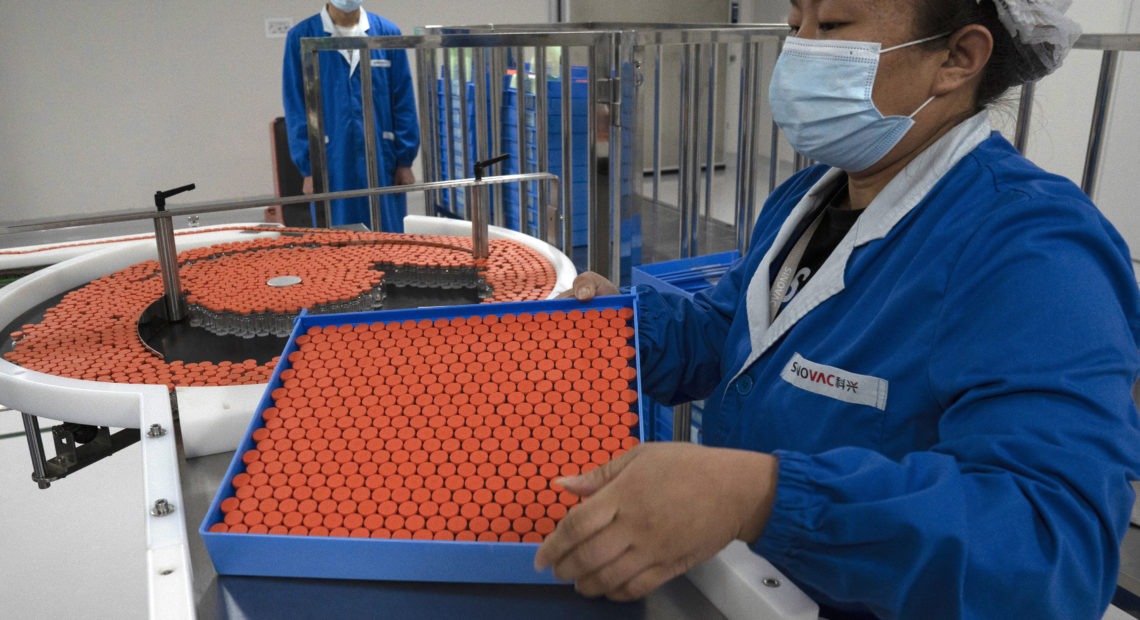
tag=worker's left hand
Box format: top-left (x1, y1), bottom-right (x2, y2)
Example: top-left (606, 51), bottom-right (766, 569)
top-left (557, 271), bottom-right (620, 301)
top-left (534, 442), bottom-right (778, 601)
top-left (394, 166), bottom-right (415, 185)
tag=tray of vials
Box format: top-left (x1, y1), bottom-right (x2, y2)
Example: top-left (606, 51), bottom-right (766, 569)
top-left (200, 295), bottom-right (644, 584)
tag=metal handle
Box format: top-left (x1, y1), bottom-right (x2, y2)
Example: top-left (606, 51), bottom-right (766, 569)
top-left (153, 184), bottom-right (196, 322)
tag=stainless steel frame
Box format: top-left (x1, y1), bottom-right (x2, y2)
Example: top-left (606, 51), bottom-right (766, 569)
top-left (411, 27), bottom-right (622, 279)
top-left (300, 29), bottom-right (619, 277)
top-left (409, 24), bottom-right (792, 278)
top-left (620, 25), bottom-right (788, 257)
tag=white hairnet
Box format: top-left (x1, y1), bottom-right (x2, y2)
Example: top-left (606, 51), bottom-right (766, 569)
top-left (984, 0), bottom-right (1082, 81)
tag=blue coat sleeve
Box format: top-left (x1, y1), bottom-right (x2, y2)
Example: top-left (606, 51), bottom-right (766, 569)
top-left (635, 278), bottom-right (739, 405)
top-left (754, 189), bottom-right (1140, 619)
top-left (282, 27), bottom-right (312, 177)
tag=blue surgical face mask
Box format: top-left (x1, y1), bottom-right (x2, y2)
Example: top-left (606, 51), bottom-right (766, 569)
top-left (768, 34), bottom-right (946, 172)
top-left (329, 0), bottom-right (364, 12)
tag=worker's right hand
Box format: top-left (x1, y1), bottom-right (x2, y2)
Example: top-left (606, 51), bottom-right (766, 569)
top-left (534, 443), bottom-right (778, 601)
top-left (558, 271), bottom-right (620, 301)
top-left (301, 176), bottom-right (313, 194)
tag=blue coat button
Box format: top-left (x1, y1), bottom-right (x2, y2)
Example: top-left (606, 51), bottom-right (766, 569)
top-left (736, 375), bottom-right (753, 395)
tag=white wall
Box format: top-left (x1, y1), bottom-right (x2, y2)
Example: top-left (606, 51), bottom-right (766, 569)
top-left (0, 1), bottom-right (550, 223)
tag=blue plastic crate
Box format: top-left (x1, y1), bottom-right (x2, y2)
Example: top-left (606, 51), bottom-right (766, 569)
top-left (201, 295), bottom-right (646, 584)
top-left (632, 251), bottom-right (739, 299)
top-left (499, 71), bottom-right (591, 242)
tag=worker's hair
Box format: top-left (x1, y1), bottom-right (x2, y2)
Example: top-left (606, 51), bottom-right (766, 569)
top-left (914, 0), bottom-right (1023, 109)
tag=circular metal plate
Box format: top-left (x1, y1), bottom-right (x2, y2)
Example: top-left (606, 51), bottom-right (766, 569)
top-left (266, 275), bottom-right (302, 287)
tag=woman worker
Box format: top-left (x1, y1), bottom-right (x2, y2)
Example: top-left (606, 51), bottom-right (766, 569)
top-left (536, 0), bottom-right (1140, 617)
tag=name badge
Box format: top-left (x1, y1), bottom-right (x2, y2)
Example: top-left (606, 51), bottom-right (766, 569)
top-left (371, 58), bottom-right (391, 68)
top-left (382, 131), bottom-right (395, 141)
top-left (780, 353), bottom-right (888, 410)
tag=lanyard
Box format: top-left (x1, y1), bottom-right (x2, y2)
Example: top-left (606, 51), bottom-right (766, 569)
top-left (769, 208), bottom-right (825, 324)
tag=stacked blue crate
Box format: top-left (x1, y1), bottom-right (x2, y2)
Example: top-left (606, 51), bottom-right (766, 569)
top-left (498, 85), bottom-right (521, 229)
top-left (631, 251), bottom-right (740, 442)
top-left (501, 68), bottom-right (589, 239)
top-left (434, 77), bottom-right (469, 218)
top-left (435, 65), bottom-right (641, 275)
top-left (435, 76), bottom-right (500, 220)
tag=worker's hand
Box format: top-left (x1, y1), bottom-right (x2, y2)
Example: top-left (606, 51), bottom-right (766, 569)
top-left (301, 176), bottom-right (314, 194)
top-left (534, 442), bottom-right (778, 601)
top-left (394, 166), bottom-right (415, 185)
top-left (557, 271), bottom-right (620, 301)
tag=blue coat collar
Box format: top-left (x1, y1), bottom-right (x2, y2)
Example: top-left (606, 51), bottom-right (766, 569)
top-left (737, 112), bottom-right (993, 381)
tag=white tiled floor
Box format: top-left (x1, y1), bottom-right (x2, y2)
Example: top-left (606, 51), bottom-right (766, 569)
top-left (0, 408), bottom-right (148, 619)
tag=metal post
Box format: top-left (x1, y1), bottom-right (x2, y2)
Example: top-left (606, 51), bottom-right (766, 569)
top-left (673, 402), bottom-right (692, 442)
top-left (561, 46), bottom-right (574, 251)
top-left (1013, 81), bottom-right (1036, 154)
top-left (742, 39), bottom-right (769, 252)
top-left (743, 41), bottom-right (766, 250)
top-left (22, 414), bottom-right (51, 489)
top-left (470, 180), bottom-right (488, 259)
top-left (358, 41), bottom-right (383, 231)
top-left (490, 47), bottom-right (508, 228)
top-left (610, 35), bottom-right (630, 285)
top-left (652, 44), bottom-right (663, 209)
top-left (457, 48), bottom-right (473, 219)
top-left (472, 154), bottom-right (510, 259)
top-left (473, 47), bottom-right (492, 230)
top-left (151, 183), bottom-right (193, 322)
top-left (153, 208), bottom-right (185, 322)
top-left (678, 44), bottom-right (702, 259)
top-left (535, 46), bottom-right (550, 244)
top-left (678, 43), bottom-right (691, 258)
top-left (769, 118), bottom-right (781, 195)
top-left (416, 48), bottom-right (442, 213)
top-left (560, 46), bottom-right (574, 249)
top-left (515, 46), bottom-right (530, 236)
top-left (793, 152), bottom-right (811, 173)
top-left (301, 45), bottom-right (332, 226)
top-left (1081, 50), bottom-right (1119, 197)
top-left (768, 39), bottom-right (785, 206)
top-left (703, 43), bottom-right (719, 228)
top-left (586, 43), bottom-right (607, 276)
top-left (442, 52), bottom-right (458, 215)
top-left (735, 39), bottom-right (757, 254)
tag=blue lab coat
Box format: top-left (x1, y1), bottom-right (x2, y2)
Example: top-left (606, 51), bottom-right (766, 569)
top-left (282, 10), bottom-right (420, 231)
top-left (637, 113), bottom-right (1140, 618)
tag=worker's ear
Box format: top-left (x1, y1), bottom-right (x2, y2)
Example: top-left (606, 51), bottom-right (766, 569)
top-left (930, 24), bottom-right (993, 97)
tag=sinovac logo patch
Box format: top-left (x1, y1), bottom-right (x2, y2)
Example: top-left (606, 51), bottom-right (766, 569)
top-left (780, 353), bottom-right (888, 410)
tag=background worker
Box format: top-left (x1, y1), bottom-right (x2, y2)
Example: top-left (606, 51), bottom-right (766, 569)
top-left (283, 1), bottom-right (420, 231)
top-left (537, 1), bottom-right (1140, 618)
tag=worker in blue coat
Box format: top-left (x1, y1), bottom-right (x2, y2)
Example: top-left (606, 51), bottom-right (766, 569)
top-left (283, 1), bottom-right (420, 232)
top-left (538, 1), bottom-right (1140, 618)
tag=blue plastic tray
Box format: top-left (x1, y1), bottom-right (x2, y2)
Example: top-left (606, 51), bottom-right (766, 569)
top-left (200, 295), bottom-right (644, 584)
